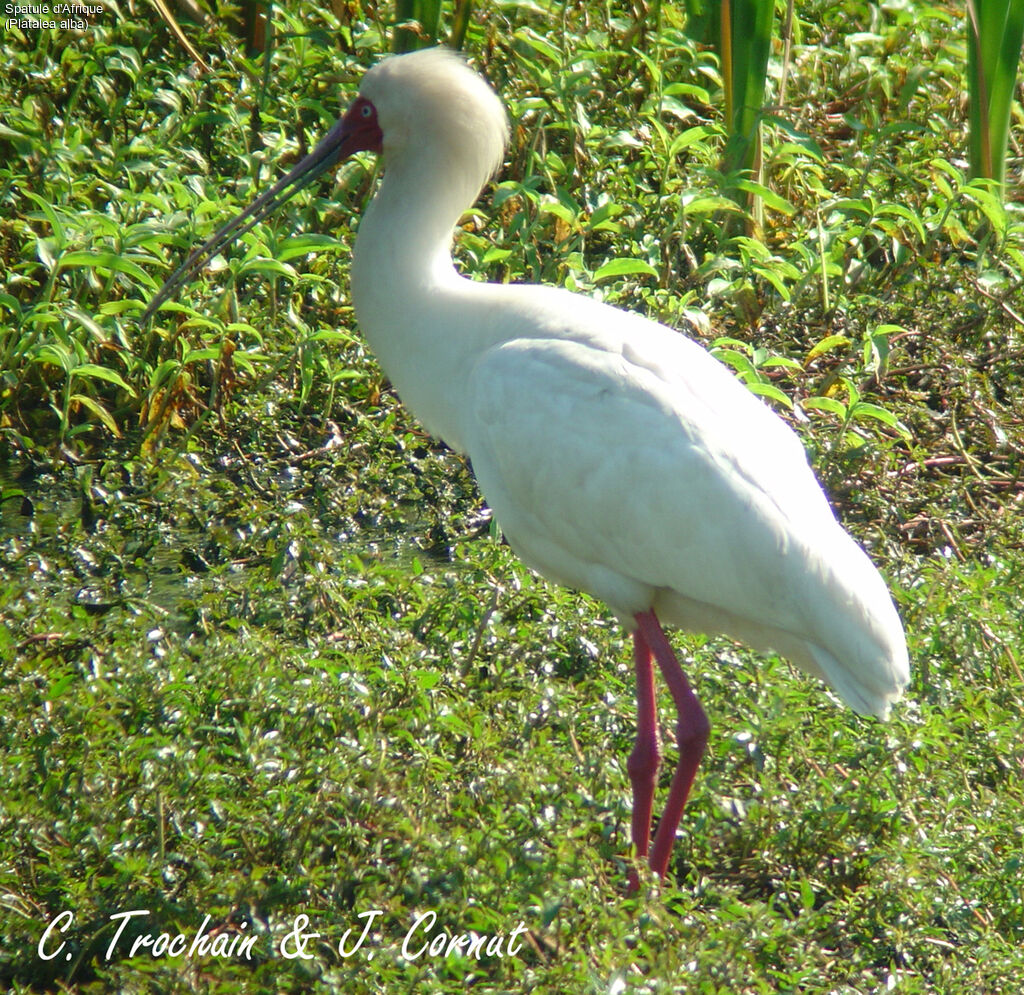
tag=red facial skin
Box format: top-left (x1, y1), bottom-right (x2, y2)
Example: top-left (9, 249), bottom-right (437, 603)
top-left (339, 96), bottom-right (383, 156)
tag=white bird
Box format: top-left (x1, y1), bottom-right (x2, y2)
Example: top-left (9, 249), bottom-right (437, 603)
top-left (144, 47), bottom-right (910, 890)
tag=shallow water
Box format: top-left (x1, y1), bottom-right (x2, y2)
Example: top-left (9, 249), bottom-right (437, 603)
top-left (1, 458), bottom-right (206, 624)
top-left (0, 445), bottom-right (476, 641)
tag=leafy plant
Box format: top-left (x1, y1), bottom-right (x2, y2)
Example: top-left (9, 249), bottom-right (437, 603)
top-left (966, 0), bottom-right (1024, 196)
top-left (691, 0), bottom-right (779, 230)
top-left (720, 0), bottom-right (776, 190)
top-left (392, 0), bottom-right (474, 51)
top-left (392, 0), bottom-right (443, 51)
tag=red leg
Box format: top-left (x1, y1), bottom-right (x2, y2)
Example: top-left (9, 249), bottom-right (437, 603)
top-left (626, 625), bottom-right (661, 892)
top-left (635, 609), bottom-right (710, 883)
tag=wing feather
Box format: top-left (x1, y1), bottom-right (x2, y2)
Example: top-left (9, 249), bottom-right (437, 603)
top-left (460, 306), bottom-right (907, 717)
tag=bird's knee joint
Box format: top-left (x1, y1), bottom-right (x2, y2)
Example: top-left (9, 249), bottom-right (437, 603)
top-left (674, 711), bottom-right (710, 754)
top-left (627, 741), bottom-right (661, 780)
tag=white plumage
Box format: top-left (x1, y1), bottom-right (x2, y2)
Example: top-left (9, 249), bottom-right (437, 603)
top-left (146, 47), bottom-right (910, 889)
top-left (352, 49), bottom-right (907, 714)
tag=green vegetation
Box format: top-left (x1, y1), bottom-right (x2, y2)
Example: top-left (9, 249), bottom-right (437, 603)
top-left (2, 1), bottom-right (1023, 992)
top-left (717, 0), bottom-right (776, 227)
top-left (966, 0), bottom-right (1024, 192)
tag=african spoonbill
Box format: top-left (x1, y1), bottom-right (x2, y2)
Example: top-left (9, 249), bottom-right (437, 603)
top-left (143, 48), bottom-right (910, 889)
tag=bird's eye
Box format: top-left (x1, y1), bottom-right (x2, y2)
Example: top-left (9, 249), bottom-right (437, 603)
top-left (361, 103), bottom-right (373, 118)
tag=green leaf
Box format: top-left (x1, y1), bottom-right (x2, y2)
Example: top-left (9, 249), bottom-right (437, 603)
top-left (69, 393), bottom-right (122, 435)
top-left (23, 190), bottom-right (66, 244)
top-left (733, 179), bottom-right (796, 216)
top-left (966, 0), bottom-right (1024, 191)
top-left (276, 234), bottom-right (345, 262)
top-left (712, 347), bottom-right (758, 379)
top-left (667, 125), bottom-right (716, 159)
top-left (513, 29), bottom-right (562, 64)
top-left (745, 381), bottom-right (793, 409)
top-left (723, 0), bottom-right (776, 177)
top-left (680, 195), bottom-right (743, 216)
top-left (182, 348), bottom-right (222, 363)
top-left (65, 307), bottom-right (108, 342)
top-left (57, 250), bottom-right (156, 286)
top-left (759, 356), bottom-right (803, 372)
top-left (805, 335), bottom-right (852, 363)
top-left (414, 669), bottom-right (442, 690)
top-left (32, 344), bottom-right (73, 372)
top-left (802, 396), bottom-right (848, 418)
top-left (962, 181), bottom-right (1008, 235)
top-left (70, 364), bottom-right (137, 395)
top-left (482, 247), bottom-right (513, 265)
top-left (752, 264), bottom-right (792, 301)
top-left (593, 258), bottom-right (659, 281)
top-left (876, 203), bottom-right (928, 242)
top-left (850, 402), bottom-right (910, 436)
top-left (237, 258), bottom-right (296, 279)
top-left (587, 201), bottom-right (623, 232)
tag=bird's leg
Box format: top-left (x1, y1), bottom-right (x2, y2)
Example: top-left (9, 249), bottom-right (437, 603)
top-left (635, 609), bottom-right (710, 883)
top-left (626, 625), bottom-right (661, 893)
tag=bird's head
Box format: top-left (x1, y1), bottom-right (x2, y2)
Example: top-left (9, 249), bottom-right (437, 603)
top-left (141, 47), bottom-right (508, 323)
top-left (358, 47), bottom-right (508, 195)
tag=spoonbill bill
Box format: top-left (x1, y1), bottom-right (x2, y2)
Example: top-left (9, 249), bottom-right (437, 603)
top-left (143, 47), bottom-right (909, 889)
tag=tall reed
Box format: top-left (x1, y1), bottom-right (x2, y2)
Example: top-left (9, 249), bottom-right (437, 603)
top-left (966, 0), bottom-right (1024, 196)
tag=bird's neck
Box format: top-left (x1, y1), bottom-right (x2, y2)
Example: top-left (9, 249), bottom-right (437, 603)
top-left (353, 152), bottom-right (485, 287)
top-left (356, 170), bottom-right (456, 281)
top-left (349, 158), bottom-right (489, 451)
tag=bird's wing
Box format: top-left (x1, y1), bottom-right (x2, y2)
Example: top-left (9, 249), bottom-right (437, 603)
top-left (463, 324), bottom-right (826, 621)
top-left (460, 305), bottom-right (907, 714)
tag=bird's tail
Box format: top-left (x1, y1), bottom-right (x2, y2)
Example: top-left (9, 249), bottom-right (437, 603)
top-left (804, 639), bottom-right (909, 720)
